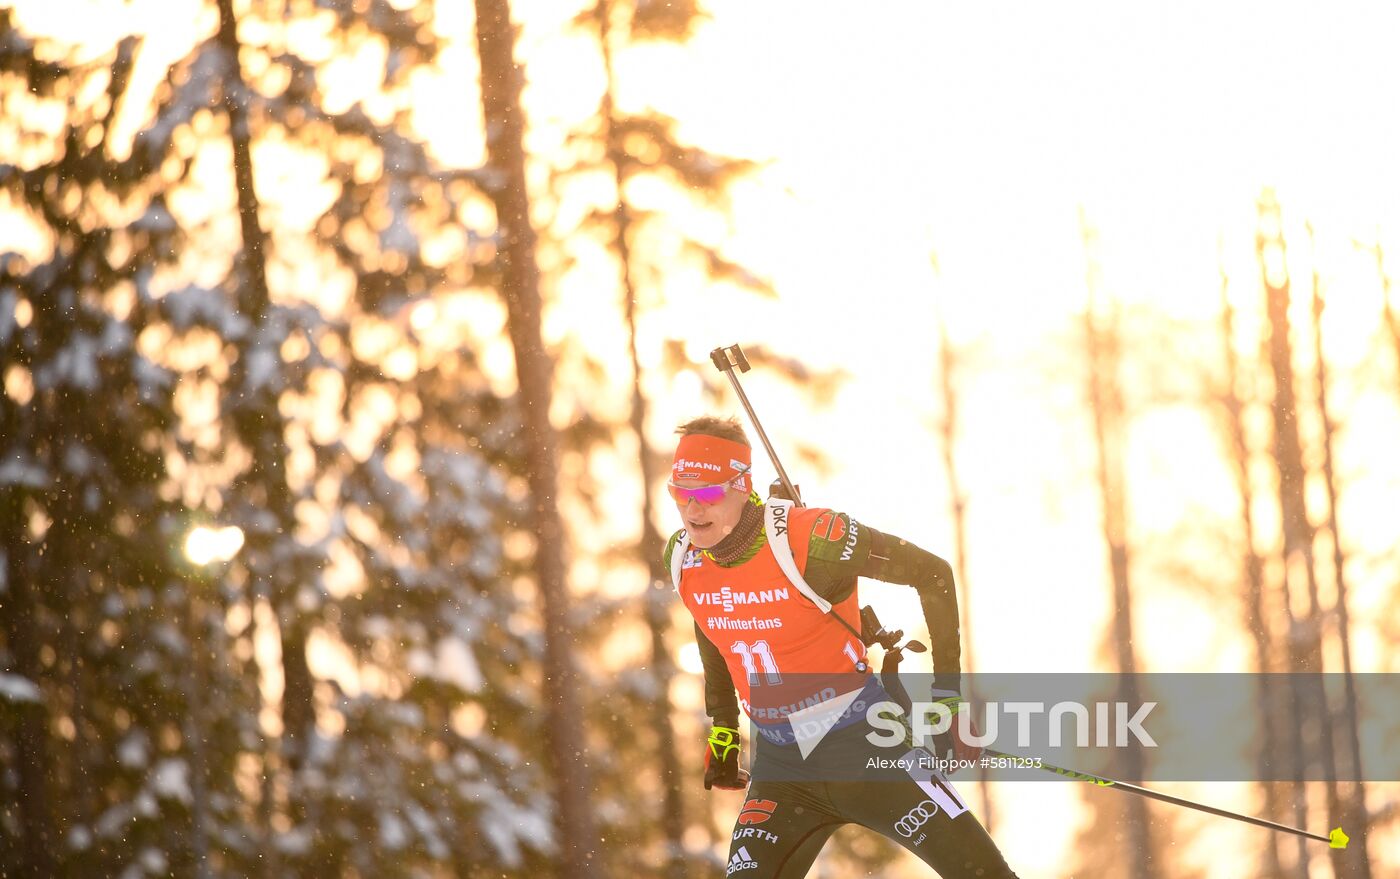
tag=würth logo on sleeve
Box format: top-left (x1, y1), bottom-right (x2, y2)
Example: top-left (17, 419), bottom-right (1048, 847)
top-left (737, 798), bottom-right (777, 825)
top-left (840, 519), bottom-right (859, 561)
top-left (813, 511), bottom-right (846, 542)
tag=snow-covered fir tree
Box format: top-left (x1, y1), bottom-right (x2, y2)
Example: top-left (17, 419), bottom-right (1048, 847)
top-left (3, 1), bottom-right (558, 874)
top-left (0, 16), bottom-right (254, 877)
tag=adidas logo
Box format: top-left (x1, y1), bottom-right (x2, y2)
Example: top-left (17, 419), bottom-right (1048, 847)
top-left (726, 845), bottom-right (759, 874)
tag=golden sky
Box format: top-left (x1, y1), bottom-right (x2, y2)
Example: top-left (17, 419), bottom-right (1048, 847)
top-left (549, 3), bottom-right (1400, 872)
top-left (6, 0), bottom-right (1399, 874)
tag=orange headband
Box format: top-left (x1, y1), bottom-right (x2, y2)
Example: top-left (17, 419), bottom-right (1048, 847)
top-left (672, 434), bottom-right (752, 486)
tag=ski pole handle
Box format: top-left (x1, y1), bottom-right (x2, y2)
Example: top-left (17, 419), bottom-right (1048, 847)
top-left (709, 344), bottom-right (802, 505)
top-left (710, 345), bottom-right (750, 374)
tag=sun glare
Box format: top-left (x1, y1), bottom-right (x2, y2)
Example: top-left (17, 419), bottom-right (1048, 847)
top-left (183, 525), bottom-right (246, 566)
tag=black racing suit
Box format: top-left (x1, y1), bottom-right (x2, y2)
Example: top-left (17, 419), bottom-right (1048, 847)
top-left (667, 508), bottom-right (1018, 878)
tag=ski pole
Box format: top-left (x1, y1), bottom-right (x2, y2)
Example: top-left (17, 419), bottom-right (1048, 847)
top-left (981, 748), bottom-right (1348, 849)
top-left (862, 610), bottom-right (1346, 851)
top-left (709, 344), bottom-right (802, 504)
top-left (708, 343), bottom-right (872, 654)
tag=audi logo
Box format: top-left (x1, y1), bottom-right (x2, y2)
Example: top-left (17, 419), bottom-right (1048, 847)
top-left (894, 799), bottom-right (940, 837)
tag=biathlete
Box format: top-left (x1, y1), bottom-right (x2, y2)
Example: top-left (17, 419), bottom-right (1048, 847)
top-left (664, 416), bottom-right (1018, 878)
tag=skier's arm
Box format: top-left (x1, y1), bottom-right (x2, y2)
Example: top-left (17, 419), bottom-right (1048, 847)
top-left (860, 529), bottom-right (962, 692)
top-left (694, 622), bottom-right (740, 728)
top-left (694, 623), bottom-right (748, 790)
top-left (803, 514), bottom-right (962, 691)
top-left (665, 529), bottom-right (742, 726)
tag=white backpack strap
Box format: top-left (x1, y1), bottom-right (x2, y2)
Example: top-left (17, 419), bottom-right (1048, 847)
top-left (764, 500), bottom-right (834, 613)
top-left (669, 531), bottom-right (691, 595)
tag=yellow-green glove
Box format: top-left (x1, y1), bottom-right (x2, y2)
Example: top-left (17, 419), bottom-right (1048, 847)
top-left (703, 726), bottom-right (750, 790)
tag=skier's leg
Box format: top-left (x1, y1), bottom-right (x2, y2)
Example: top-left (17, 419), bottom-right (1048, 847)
top-left (832, 771), bottom-right (1019, 879)
top-left (724, 780), bottom-right (842, 878)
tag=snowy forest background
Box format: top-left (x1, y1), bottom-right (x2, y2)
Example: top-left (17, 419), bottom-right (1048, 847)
top-left (2, 0), bottom-right (1398, 877)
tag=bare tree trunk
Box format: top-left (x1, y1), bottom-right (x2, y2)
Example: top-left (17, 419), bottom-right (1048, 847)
top-left (1367, 244), bottom-right (1400, 377)
top-left (473, 0), bottom-right (600, 873)
top-left (58, 545), bottom-right (97, 837)
top-left (213, 2), bottom-right (307, 872)
top-left (183, 590), bottom-right (214, 879)
top-left (1306, 228), bottom-right (1373, 879)
top-left (1217, 266), bottom-right (1287, 879)
top-left (0, 516), bottom-right (57, 878)
top-left (1081, 214), bottom-right (1157, 879)
top-left (932, 278), bottom-right (993, 831)
top-left (594, 4), bottom-right (689, 874)
top-left (1255, 192), bottom-right (1343, 878)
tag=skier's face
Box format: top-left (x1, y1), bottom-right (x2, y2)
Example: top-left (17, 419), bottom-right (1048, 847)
top-left (672, 475), bottom-right (749, 549)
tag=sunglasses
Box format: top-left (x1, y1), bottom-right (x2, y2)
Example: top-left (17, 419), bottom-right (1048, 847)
top-left (667, 476), bottom-right (744, 505)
